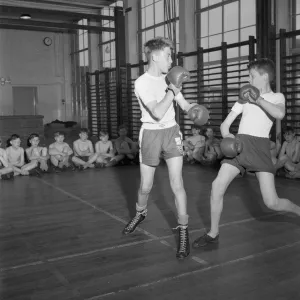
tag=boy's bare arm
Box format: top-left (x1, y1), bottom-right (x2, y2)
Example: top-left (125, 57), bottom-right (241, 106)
top-left (256, 98), bottom-right (285, 120)
top-left (278, 141), bottom-right (287, 159)
top-left (49, 144), bottom-right (63, 156)
top-left (88, 141), bottom-right (94, 154)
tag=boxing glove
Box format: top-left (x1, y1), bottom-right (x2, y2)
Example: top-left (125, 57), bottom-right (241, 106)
top-left (187, 104), bottom-right (209, 126)
top-left (238, 84), bottom-right (260, 104)
top-left (165, 66), bottom-right (190, 88)
top-left (220, 137), bottom-right (243, 158)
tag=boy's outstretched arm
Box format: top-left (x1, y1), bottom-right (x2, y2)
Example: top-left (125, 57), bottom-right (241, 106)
top-left (220, 111), bottom-right (239, 138)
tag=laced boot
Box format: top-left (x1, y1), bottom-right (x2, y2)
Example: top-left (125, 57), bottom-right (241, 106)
top-left (174, 224), bottom-right (190, 260)
top-left (122, 209), bottom-right (147, 235)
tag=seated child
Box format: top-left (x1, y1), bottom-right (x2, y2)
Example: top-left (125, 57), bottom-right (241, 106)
top-left (26, 133), bottom-right (49, 172)
top-left (72, 128), bottom-right (98, 169)
top-left (6, 134), bottom-right (39, 176)
top-left (270, 132), bottom-right (281, 165)
top-left (95, 131), bottom-right (115, 167)
top-left (49, 131), bottom-right (73, 171)
top-left (0, 138), bottom-right (14, 180)
top-left (276, 127), bottom-right (300, 178)
top-left (106, 125), bottom-right (139, 167)
top-left (183, 125), bottom-right (206, 164)
top-left (199, 127), bottom-right (223, 165)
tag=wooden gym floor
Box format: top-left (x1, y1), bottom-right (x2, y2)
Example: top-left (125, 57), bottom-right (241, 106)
top-left (1, 164), bottom-right (300, 300)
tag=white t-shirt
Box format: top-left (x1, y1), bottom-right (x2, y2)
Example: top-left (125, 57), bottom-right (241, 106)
top-left (231, 92), bottom-right (285, 138)
top-left (134, 72), bottom-right (175, 124)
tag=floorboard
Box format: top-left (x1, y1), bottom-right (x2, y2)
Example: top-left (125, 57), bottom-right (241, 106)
top-left (1, 164), bottom-right (300, 300)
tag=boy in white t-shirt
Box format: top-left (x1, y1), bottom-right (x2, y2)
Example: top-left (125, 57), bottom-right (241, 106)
top-left (193, 58), bottom-right (300, 248)
top-left (95, 131), bottom-right (115, 167)
top-left (183, 125), bottom-right (205, 163)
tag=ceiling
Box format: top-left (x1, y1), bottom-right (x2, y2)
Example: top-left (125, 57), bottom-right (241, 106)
top-left (0, 0), bottom-right (120, 33)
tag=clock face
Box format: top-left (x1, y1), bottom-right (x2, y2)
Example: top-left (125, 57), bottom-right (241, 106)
top-left (43, 37), bottom-right (52, 46)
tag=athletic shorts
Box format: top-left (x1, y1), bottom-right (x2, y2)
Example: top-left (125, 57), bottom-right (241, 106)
top-left (139, 124), bottom-right (183, 166)
top-left (221, 134), bottom-right (275, 175)
top-left (76, 156), bottom-right (89, 162)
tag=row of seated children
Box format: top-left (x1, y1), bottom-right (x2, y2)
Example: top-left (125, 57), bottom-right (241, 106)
top-left (0, 126), bottom-right (139, 180)
top-left (271, 126), bottom-right (300, 179)
top-left (183, 125), bottom-right (223, 166)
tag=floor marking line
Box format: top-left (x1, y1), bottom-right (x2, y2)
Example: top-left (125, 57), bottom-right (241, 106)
top-left (38, 178), bottom-right (208, 265)
top-left (85, 239), bottom-right (300, 299)
top-left (0, 208), bottom-right (283, 272)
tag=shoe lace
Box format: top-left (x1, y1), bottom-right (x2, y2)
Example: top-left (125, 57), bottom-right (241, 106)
top-left (173, 225), bottom-right (188, 252)
top-left (127, 210), bottom-right (146, 230)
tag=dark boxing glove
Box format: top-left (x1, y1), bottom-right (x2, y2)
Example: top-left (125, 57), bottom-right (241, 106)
top-left (187, 104), bottom-right (209, 127)
top-left (238, 84), bottom-right (260, 104)
top-left (166, 66), bottom-right (190, 88)
top-left (220, 137), bottom-right (243, 158)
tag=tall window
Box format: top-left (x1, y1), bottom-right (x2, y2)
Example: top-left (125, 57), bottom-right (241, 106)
top-left (99, 1), bottom-right (123, 69)
top-left (292, 0), bottom-right (300, 30)
top-left (71, 19), bottom-right (89, 125)
top-left (197, 0), bottom-right (256, 61)
top-left (139, 0), bottom-right (179, 60)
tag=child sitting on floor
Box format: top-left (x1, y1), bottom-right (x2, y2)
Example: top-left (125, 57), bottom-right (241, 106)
top-left (49, 131), bottom-right (73, 172)
top-left (276, 127), bottom-right (300, 178)
top-left (106, 125), bottom-right (139, 167)
top-left (6, 134), bottom-right (39, 176)
top-left (72, 128), bottom-right (98, 169)
top-left (0, 138), bottom-right (14, 180)
top-left (199, 127), bottom-right (223, 165)
top-left (95, 131), bottom-right (115, 167)
top-left (26, 133), bottom-right (49, 172)
top-left (183, 125), bottom-right (206, 164)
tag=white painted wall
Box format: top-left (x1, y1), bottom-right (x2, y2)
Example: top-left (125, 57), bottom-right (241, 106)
top-left (0, 29), bottom-right (72, 124)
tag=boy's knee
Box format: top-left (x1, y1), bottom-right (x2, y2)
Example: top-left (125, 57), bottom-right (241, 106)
top-left (263, 197), bottom-right (279, 211)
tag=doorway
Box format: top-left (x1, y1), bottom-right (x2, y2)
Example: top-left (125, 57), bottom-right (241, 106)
top-left (13, 86), bottom-right (37, 115)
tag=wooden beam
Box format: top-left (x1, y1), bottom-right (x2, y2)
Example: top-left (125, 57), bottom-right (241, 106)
top-left (0, 5), bottom-right (115, 21)
top-left (0, 23), bottom-right (69, 33)
top-left (0, 18), bottom-right (115, 32)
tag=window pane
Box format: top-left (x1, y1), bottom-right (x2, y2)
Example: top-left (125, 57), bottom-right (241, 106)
top-left (176, 21), bottom-right (179, 44)
top-left (83, 32), bottom-right (88, 49)
top-left (146, 29), bottom-right (155, 41)
top-left (209, 34), bottom-right (222, 47)
top-left (79, 34), bottom-right (84, 50)
top-left (297, 0), bottom-right (300, 14)
top-left (224, 2), bottom-right (239, 31)
top-left (144, 0), bottom-right (153, 7)
top-left (102, 32), bottom-right (109, 43)
top-left (200, 0), bottom-right (208, 9)
top-left (155, 25), bottom-right (164, 37)
top-left (224, 30), bottom-right (239, 44)
top-left (201, 11), bottom-right (208, 37)
top-left (111, 41), bottom-right (115, 60)
top-left (80, 52), bottom-right (84, 66)
top-left (84, 51), bottom-right (89, 67)
top-left (141, 0), bottom-right (145, 8)
top-left (297, 15), bottom-right (300, 30)
top-left (240, 25), bottom-right (256, 41)
top-left (209, 0), bottom-right (222, 5)
top-left (145, 5), bottom-right (154, 27)
top-left (241, 0), bottom-right (256, 27)
top-left (209, 7), bottom-right (222, 35)
top-left (201, 37), bottom-right (208, 49)
top-left (155, 0), bottom-right (164, 24)
top-left (209, 34), bottom-right (222, 61)
top-left (141, 8), bottom-right (146, 29)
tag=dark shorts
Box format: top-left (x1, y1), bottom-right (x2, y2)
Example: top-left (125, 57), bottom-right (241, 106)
top-left (76, 156), bottom-right (89, 162)
top-left (139, 124), bottom-right (183, 166)
top-left (221, 134), bottom-right (275, 175)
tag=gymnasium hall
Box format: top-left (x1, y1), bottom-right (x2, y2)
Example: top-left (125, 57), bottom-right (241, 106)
top-left (0, 0), bottom-right (300, 299)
